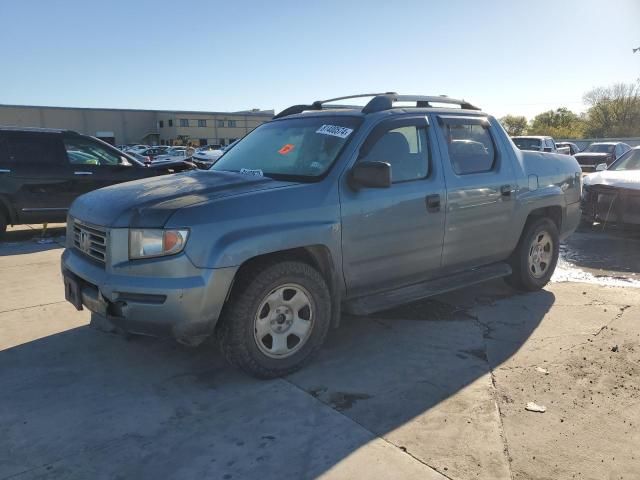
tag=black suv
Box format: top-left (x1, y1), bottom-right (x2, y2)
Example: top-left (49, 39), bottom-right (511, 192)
top-left (0, 127), bottom-right (194, 235)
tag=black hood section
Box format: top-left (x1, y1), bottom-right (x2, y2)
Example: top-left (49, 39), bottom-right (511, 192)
top-left (69, 170), bottom-right (291, 228)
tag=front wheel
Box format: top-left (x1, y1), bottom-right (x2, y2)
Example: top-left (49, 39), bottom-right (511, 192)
top-left (506, 217), bottom-right (560, 291)
top-left (217, 260), bottom-right (331, 379)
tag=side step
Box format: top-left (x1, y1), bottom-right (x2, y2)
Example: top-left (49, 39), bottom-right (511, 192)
top-left (344, 262), bottom-right (512, 316)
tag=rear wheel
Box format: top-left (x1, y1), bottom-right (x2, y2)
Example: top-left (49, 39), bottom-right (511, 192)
top-left (506, 217), bottom-right (559, 291)
top-left (217, 260), bottom-right (331, 379)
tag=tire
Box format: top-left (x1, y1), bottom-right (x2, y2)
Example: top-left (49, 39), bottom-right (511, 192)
top-left (216, 260), bottom-right (332, 379)
top-left (506, 217), bottom-right (560, 291)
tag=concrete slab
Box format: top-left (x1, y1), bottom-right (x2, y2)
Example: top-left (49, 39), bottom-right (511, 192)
top-left (1, 228), bottom-right (640, 480)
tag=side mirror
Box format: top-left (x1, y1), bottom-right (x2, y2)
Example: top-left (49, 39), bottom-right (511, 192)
top-left (543, 147), bottom-right (553, 153)
top-left (349, 161), bottom-right (391, 189)
top-left (595, 163), bottom-right (608, 171)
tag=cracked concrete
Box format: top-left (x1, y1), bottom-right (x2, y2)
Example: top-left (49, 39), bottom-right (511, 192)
top-left (1, 225), bottom-right (640, 480)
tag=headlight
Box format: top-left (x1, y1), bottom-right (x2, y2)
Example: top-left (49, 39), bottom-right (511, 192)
top-left (129, 229), bottom-right (189, 259)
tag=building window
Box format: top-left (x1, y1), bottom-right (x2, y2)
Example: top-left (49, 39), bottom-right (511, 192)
top-left (227, 120), bottom-right (237, 127)
top-left (160, 139), bottom-right (165, 145)
top-left (220, 139), bottom-right (226, 146)
top-left (179, 119), bottom-right (189, 127)
top-left (197, 119), bottom-right (207, 127)
top-left (199, 138), bottom-right (207, 146)
top-left (159, 120), bottom-right (164, 128)
top-left (168, 119), bottom-right (173, 127)
top-left (229, 138), bottom-right (237, 143)
top-left (217, 120), bottom-right (225, 128)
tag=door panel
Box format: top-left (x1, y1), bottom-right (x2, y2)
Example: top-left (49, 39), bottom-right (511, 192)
top-left (435, 115), bottom-right (517, 272)
top-left (340, 117), bottom-right (446, 297)
top-left (3, 132), bottom-right (71, 223)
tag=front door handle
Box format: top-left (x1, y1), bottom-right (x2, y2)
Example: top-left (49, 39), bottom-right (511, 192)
top-left (0, 169), bottom-right (11, 174)
top-left (426, 194), bottom-right (441, 213)
top-left (500, 184), bottom-right (514, 197)
top-left (74, 171), bottom-right (93, 176)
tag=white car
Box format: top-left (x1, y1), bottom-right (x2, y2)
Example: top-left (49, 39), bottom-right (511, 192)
top-left (152, 148), bottom-right (191, 163)
top-left (124, 144), bottom-right (150, 154)
top-left (191, 148), bottom-right (224, 168)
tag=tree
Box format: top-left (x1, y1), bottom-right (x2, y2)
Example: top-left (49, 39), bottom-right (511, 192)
top-left (527, 107), bottom-right (585, 138)
top-left (499, 115), bottom-right (528, 136)
top-left (583, 80), bottom-right (640, 137)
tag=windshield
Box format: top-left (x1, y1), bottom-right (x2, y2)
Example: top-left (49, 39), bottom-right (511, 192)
top-left (608, 149), bottom-right (640, 171)
top-left (513, 138), bottom-right (541, 151)
top-left (211, 116), bottom-right (362, 179)
top-left (585, 143), bottom-right (615, 153)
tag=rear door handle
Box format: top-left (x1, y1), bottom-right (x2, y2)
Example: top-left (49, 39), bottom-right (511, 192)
top-left (500, 184), bottom-right (514, 197)
top-left (74, 171), bottom-right (93, 176)
top-left (426, 194), bottom-right (441, 213)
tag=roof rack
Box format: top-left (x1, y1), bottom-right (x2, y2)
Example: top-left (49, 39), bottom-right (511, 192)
top-left (273, 93), bottom-right (480, 119)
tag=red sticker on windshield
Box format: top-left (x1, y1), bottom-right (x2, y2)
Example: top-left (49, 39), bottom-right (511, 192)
top-left (278, 144), bottom-right (295, 155)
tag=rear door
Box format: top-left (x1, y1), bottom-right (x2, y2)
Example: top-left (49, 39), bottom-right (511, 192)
top-left (62, 135), bottom-right (154, 199)
top-left (2, 131), bottom-right (71, 223)
top-left (434, 115), bottom-right (517, 272)
top-left (340, 116), bottom-right (446, 297)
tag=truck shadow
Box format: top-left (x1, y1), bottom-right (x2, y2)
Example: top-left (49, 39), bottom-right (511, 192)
top-left (0, 280), bottom-right (553, 479)
top-left (0, 225), bottom-right (66, 256)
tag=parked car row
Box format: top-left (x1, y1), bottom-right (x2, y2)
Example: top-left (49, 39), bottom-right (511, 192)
top-left (510, 135), bottom-right (633, 173)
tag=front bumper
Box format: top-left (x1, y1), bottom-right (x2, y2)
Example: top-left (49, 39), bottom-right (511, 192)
top-left (581, 185), bottom-right (640, 227)
top-left (61, 248), bottom-right (237, 345)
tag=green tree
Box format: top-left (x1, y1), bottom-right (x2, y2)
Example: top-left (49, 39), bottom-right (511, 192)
top-left (583, 80), bottom-right (640, 137)
top-left (499, 115), bottom-right (528, 136)
top-left (528, 107), bottom-right (585, 138)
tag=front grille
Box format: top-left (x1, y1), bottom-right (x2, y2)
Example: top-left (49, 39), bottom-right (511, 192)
top-left (73, 221), bottom-right (107, 264)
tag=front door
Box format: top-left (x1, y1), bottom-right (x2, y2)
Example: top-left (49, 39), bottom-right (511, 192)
top-left (434, 115), bottom-right (517, 272)
top-left (340, 116), bottom-right (446, 297)
top-left (1, 131), bottom-right (71, 223)
top-left (62, 135), bottom-right (152, 199)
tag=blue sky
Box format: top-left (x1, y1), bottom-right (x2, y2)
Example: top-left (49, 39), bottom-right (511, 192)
top-left (1, 0), bottom-right (638, 119)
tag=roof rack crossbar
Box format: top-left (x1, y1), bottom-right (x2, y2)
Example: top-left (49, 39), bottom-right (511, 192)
top-left (363, 94), bottom-right (480, 113)
top-left (274, 92), bottom-right (398, 119)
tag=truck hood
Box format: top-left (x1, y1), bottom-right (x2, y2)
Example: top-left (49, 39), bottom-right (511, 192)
top-left (584, 170), bottom-right (640, 190)
top-left (69, 170), bottom-right (295, 228)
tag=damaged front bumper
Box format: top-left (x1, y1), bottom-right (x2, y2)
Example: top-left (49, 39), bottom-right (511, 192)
top-left (581, 184), bottom-right (640, 226)
top-left (61, 248), bottom-right (237, 345)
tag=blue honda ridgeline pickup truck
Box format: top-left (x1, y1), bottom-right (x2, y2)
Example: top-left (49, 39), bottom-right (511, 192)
top-left (62, 93), bottom-right (582, 378)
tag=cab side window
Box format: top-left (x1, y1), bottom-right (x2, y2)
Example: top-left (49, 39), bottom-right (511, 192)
top-left (360, 125), bottom-right (429, 183)
top-left (444, 123), bottom-right (496, 175)
top-left (63, 137), bottom-right (123, 166)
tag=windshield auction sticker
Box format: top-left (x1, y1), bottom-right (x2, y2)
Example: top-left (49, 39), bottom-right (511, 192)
top-left (278, 144), bottom-right (295, 155)
top-left (240, 168), bottom-right (264, 177)
top-left (316, 125), bottom-right (353, 139)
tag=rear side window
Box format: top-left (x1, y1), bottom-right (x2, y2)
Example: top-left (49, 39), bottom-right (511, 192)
top-left (7, 133), bottom-right (62, 165)
top-left (444, 123), bottom-right (496, 175)
top-left (63, 137), bottom-right (123, 166)
top-left (360, 125), bottom-right (429, 183)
